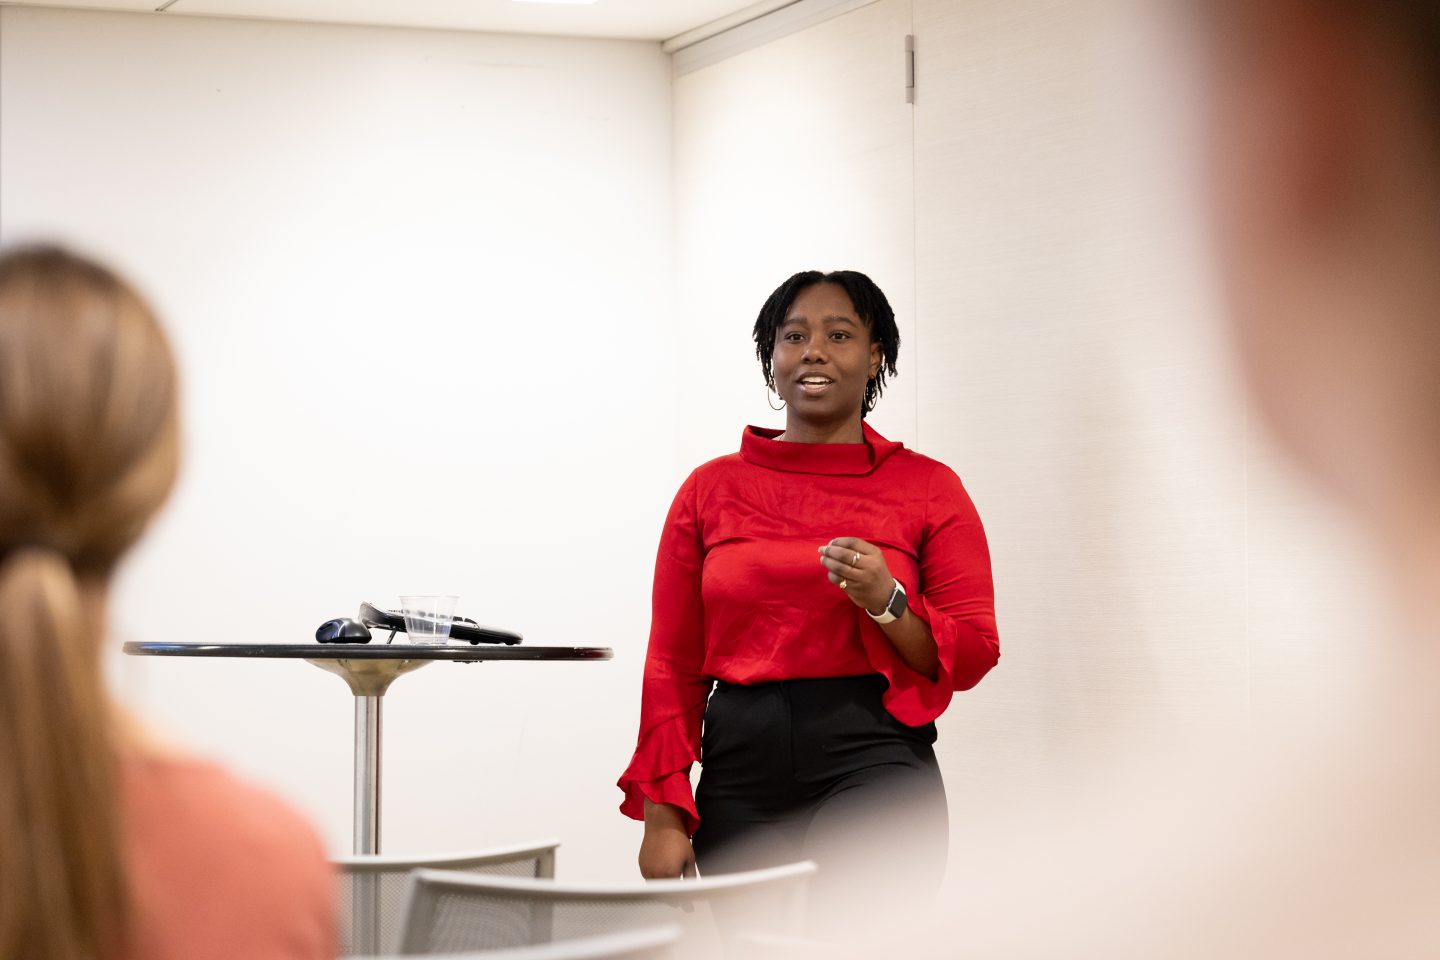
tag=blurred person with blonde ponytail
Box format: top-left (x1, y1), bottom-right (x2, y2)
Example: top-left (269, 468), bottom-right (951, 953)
top-left (0, 245), bottom-right (334, 960)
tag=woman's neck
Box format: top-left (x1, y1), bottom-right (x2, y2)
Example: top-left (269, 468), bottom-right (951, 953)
top-left (779, 418), bottom-right (865, 444)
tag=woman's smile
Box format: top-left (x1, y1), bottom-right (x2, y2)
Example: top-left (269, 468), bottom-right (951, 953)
top-left (797, 373), bottom-right (837, 396)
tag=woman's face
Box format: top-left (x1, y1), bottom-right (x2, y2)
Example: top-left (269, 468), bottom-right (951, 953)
top-left (771, 283), bottom-right (882, 426)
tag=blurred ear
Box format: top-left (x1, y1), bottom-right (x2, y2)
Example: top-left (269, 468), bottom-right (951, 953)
top-left (1205, 0), bottom-right (1440, 518)
top-left (868, 339), bottom-right (881, 379)
top-left (1248, 0), bottom-right (1396, 239)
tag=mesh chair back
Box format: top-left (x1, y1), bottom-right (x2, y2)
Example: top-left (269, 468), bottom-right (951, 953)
top-left (398, 861), bottom-right (817, 956)
top-left (355, 924), bottom-right (681, 960)
top-left (335, 839), bottom-right (559, 956)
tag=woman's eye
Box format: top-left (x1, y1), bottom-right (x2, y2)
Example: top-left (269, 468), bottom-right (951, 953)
top-left (830, 332), bottom-right (850, 341)
top-left (784, 333), bottom-right (804, 342)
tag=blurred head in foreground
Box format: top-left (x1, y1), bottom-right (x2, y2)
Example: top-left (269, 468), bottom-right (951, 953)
top-left (1202, 0), bottom-right (1440, 613)
top-left (879, 6), bottom-right (1440, 960)
top-left (0, 245), bottom-right (179, 959)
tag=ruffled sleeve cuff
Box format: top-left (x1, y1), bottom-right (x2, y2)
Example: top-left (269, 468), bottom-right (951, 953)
top-left (616, 707), bottom-right (704, 835)
top-left (863, 591), bottom-right (999, 727)
top-left (617, 769), bottom-right (700, 836)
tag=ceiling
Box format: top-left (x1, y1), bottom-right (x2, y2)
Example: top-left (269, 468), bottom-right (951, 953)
top-left (3, 0), bottom-right (788, 41)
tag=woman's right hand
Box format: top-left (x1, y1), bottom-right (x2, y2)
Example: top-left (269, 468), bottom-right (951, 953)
top-left (639, 800), bottom-right (696, 879)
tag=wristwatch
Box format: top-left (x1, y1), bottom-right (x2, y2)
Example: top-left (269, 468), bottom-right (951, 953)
top-left (867, 579), bottom-right (908, 624)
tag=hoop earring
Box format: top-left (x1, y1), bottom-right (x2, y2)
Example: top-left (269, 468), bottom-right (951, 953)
top-left (767, 381), bottom-right (786, 411)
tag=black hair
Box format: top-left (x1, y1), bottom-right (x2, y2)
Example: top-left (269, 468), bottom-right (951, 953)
top-left (752, 270), bottom-right (900, 419)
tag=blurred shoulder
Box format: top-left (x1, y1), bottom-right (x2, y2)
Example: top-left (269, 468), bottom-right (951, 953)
top-left (122, 751), bottom-right (335, 958)
top-left (125, 752), bottom-right (325, 851)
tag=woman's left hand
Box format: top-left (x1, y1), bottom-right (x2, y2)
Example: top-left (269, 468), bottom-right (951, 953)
top-left (819, 537), bottom-right (893, 614)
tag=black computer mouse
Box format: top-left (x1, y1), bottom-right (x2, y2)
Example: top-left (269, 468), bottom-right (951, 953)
top-left (315, 617), bottom-right (372, 643)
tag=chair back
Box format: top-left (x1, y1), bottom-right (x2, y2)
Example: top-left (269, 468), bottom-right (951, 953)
top-left (397, 861), bottom-right (817, 955)
top-left (335, 839), bottom-right (559, 956)
top-left (356, 924), bottom-right (681, 960)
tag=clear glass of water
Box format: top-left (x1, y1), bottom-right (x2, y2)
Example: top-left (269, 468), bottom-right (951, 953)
top-left (399, 595), bottom-right (459, 645)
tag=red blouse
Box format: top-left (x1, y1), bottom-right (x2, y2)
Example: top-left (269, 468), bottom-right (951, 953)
top-left (617, 423), bottom-right (999, 834)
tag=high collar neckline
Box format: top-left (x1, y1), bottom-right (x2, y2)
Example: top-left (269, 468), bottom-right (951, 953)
top-left (739, 422), bottom-right (903, 476)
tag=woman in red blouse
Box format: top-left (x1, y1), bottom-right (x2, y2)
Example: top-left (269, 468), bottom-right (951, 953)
top-left (618, 270), bottom-right (999, 915)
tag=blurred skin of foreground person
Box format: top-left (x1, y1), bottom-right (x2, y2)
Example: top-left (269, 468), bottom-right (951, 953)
top-left (0, 246), bottom-right (335, 960)
top-left (899, 2), bottom-right (1440, 957)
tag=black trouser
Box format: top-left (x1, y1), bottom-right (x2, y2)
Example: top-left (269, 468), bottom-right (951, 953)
top-left (691, 675), bottom-right (948, 932)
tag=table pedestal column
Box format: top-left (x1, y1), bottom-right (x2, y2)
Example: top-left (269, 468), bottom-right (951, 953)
top-left (309, 660), bottom-right (428, 956)
top-left (354, 694), bottom-right (382, 855)
top-left (305, 656), bottom-right (429, 855)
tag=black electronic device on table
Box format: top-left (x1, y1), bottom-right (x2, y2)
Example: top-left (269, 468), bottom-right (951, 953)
top-left (313, 602), bottom-right (523, 646)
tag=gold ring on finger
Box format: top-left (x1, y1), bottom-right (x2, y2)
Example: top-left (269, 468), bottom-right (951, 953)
top-left (839, 579), bottom-right (848, 590)
top-left (852, 552), bottom-right (860, 567)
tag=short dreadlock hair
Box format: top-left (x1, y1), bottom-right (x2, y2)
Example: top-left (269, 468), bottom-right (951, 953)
top-left (752, 270), bottom-right (900, 418)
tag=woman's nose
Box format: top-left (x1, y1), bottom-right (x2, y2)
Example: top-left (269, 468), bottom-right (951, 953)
top-left (802, 340), bottom-right (828, 362)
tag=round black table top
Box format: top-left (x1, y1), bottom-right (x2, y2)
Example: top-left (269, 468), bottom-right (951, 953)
top-left (123, 642), bottom-right (613, 662)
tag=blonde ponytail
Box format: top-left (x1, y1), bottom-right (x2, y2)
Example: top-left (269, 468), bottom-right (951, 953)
top-left (0, 548), bottom-right (126, 960)
top-left (0, 245), bottom-right (180, 960)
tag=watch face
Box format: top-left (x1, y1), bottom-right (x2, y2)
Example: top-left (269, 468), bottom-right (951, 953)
top-left (889, 585), bottom-right (908, 618)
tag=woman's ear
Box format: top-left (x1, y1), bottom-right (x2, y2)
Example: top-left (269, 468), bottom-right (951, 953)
top-left (869, 340), bottom-right (882, 379)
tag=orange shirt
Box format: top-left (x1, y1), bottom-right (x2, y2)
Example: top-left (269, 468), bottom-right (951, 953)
top-left (120, 754), bottom-right (336, 960)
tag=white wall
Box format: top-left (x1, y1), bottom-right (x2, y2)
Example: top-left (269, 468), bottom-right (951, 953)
top-left (0, 6), bottom-right (674, 879)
